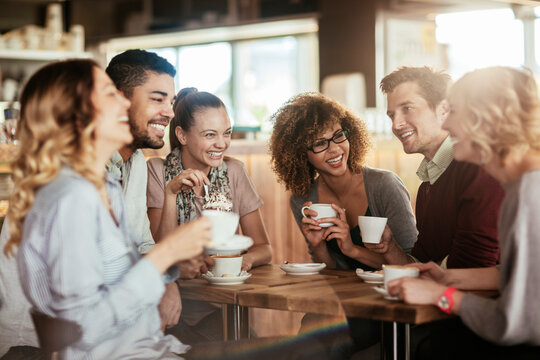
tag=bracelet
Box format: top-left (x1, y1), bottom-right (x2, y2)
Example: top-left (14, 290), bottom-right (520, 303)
top-left (437, 287), bottom-right (457, 314)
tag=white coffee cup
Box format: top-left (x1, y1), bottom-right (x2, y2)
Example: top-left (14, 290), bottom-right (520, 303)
top-left (300, 203), bottom-right (337, 228)
top-left (212, 255), bottom-right (243, 277)
top-left (383, 265), bottom-right (419, 291)
top-left (202, 210), bottom-right (239, 245)
top-left (358, 216), bottom-right (388, 244)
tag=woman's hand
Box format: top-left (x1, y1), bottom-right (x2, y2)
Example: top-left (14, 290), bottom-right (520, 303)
top-left (300, 201), bottom-right (326, 249)
top-left (165, 169), bottom-right (209, 196)
top-left (364, 225), bottom-right (394, 254)
top-left (322, 205), bottom-right (356, 257)
top-left (241, 255), bottom-right (254, 271)
top-left (387, 277), bottom-right (445, 305)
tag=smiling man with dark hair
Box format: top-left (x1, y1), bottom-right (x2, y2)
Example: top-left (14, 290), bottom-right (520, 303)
top-left (105, 49), bottom-right (181, 332)
top-left (373, 66), bottom-right (504, 269)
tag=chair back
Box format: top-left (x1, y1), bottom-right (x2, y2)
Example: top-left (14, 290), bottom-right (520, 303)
top-left (30, 309), bottom-right (83, 360)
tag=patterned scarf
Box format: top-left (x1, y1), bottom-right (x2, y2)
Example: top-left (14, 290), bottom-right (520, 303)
top-left (164, 147), bottom-right (232, 225)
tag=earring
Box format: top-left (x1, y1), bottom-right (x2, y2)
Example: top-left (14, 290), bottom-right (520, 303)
top-left (480, 149), bottom-right (487, 166)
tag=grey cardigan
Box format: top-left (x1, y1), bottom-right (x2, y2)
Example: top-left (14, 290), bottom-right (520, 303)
top-left (460, 170), bottom-right (540, 346)
top-left (290, 166), bottom-right (418, 269)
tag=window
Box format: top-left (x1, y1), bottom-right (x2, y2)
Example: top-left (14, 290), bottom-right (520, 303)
top-left (106, 18), bottom-right (319, 137)
top-left (435, 8), bottom-right (524, 79)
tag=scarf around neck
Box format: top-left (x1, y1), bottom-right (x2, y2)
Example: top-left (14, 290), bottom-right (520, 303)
top-left (164, 147), bottom-right (232, 224)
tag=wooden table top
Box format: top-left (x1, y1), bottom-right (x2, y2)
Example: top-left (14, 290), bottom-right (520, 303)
top-left (177, 264), bottom-right (343, 304)
top-left (178, 264), bottom-right (494, 325)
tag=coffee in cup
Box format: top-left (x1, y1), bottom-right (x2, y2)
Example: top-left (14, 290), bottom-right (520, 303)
top-left (300, 203), bottom-right (337, 227)
top-left (211, 255), bottom-right (243, 277)
top-left (383, 264), bottom-right (419, 290)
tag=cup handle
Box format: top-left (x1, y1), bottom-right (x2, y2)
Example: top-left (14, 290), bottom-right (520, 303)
top-left (301, 206), bottom-right (310, 217)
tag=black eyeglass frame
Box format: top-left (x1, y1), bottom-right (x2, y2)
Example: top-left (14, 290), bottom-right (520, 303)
top-left (307, 130), bottom-right (349, 153)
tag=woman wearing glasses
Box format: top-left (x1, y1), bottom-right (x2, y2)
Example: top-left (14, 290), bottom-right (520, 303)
top-left (270, 92), bottom-right (417, 271)
top-left (269, 93), bottom-right (417, 356)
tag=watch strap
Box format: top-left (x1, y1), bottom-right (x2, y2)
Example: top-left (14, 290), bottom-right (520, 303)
top-left (437, 287), bottom-right (457, 314)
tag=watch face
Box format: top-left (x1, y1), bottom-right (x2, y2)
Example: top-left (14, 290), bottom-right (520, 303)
top-left (438, 296), bottom-right (450, 309)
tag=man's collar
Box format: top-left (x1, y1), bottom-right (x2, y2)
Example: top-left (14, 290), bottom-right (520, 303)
top-left (416, 136), bottom-right (454, 184)
top-left (105, 151), bottom-right (124, 180)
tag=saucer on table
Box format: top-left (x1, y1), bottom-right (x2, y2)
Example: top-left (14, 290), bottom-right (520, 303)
top-left (201, 271), bottom-right (252, 285)
top-left (205, 235), bottom-right (253, 256)
top-left (372, 285), bottom-right (399, 301)
top-left (356, 268), bottom-right (384, 284)
top-left (280, 263), bottom-right (326, 275)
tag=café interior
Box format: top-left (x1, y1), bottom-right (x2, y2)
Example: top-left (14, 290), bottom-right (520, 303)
top-left (1, 0), bottom-right (540, 359)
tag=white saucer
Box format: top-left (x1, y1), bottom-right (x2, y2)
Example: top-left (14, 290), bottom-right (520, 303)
top-left (364, 279), bottom-right (384, 285)
top-left (372, 285), bottom-right (399, 301)
top-left (205, 235), bottom-right (253, 256)
top-left (201, 271), bottom-right (252, 285)
top-left (356, 268), bottom-right (384, 283)
top-left (280, 263), bottom-right (326, 275)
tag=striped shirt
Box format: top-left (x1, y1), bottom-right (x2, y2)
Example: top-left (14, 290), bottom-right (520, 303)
top-left (17, 167), bottom-right (188, 359)
top-left (416, 136), bottom-right (454, 184)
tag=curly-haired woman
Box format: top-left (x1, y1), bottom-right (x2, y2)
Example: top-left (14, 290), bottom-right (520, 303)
top-left (5, 59), bottom-right (211, 359)
top-left (269, 92), bottom-right (417, 271)
top-left (388, 67), bottom-right (540, 359)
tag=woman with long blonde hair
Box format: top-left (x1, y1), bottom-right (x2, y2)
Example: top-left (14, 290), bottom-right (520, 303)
top-left (5, 59), bottom-right (210, 359)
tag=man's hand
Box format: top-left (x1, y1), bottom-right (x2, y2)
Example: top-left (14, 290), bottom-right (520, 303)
top-left (158, 282), bottom-right (182, 331)
top-left (178, 255), bottom-right (211, 279)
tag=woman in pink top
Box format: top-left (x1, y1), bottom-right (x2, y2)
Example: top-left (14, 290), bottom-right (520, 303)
top-left (147, 88), bottom-right (272, 271)
top-left (146, 88), bottom-right (272, 342)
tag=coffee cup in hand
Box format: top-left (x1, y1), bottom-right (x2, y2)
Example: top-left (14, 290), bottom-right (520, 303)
top-left (202, 210), bottom-right (239, 246)
top-left (358, 216), bottom-right (388, 244)
top-left (383, 264), bottom-right (419, 291)
top-left (301, 204), bottom-right (337, 228)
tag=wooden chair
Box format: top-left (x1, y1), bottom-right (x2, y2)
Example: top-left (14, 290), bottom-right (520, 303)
top-left (30, 309), bottom-right (83, 360)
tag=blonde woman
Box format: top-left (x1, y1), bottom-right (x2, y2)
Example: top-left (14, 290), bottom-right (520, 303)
top-left (388, 67), bottom-right (540, 359)
top-left (5, 59), bottom-right (210, 359)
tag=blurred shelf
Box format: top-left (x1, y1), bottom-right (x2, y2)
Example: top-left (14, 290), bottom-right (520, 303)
top-left (0, 49), bottom-right (92, 61)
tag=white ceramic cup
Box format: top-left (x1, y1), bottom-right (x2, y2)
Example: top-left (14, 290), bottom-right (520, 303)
top-left (358, 216), bottom-right (388, 244)
top-left (300, 203), bottom-right (337, 228)
top-left (202, 210), bottom-right (239, 245)
top-left (211, 255), bottom-right (243, 277)
top-left (383, 265), bottom-right (420, 291)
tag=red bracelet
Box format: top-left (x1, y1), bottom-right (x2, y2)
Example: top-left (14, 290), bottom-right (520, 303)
top-left (437, 287), bottom-right (457, 314)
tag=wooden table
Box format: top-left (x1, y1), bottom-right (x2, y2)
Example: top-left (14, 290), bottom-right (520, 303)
top-left (178, 264), bottom-right (344, 339)
top-left (178, 265), bottom-right (490, 360)
top-left (237, 269), bottom-right (455, 360)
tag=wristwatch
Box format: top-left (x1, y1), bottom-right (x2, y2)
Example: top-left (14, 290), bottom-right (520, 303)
top-left (437, 287), bottom-right (457, 314)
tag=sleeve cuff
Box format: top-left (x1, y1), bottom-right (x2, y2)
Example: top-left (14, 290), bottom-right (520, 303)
top-left (131, 258), bottom-right (166, 303)
top-left (163, 265), bottom-right (180, 284)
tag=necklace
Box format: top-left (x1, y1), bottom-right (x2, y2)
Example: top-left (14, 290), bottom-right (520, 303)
top-left (320, 172), bottom-right (356, 200)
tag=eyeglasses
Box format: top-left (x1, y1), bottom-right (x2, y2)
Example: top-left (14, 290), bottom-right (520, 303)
top-left (308, 130), bottom-right (349, 153)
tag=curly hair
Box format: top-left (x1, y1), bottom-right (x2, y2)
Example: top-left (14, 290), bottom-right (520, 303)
top-left (380, 66), bottom-right (451, 110)
top-left (4, 59), bottom-right (102, 256)
top-left (106, 49), bottom-right (176, 97)
top-left (269, 92), bottom-right (372, 197)
top-left (448, 66), bottom-right (540, 165)
top-left (169, 87), bottom-right (226, 150)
